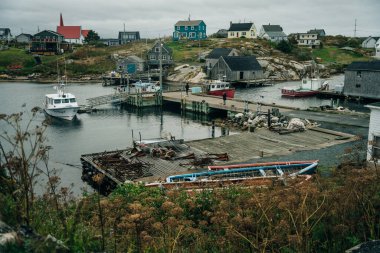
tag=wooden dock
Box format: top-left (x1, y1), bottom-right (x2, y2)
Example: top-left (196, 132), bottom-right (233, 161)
top-left (163, 91), bottom-right (297, 114)
top-left (81, 126), bottom-right (357, 193)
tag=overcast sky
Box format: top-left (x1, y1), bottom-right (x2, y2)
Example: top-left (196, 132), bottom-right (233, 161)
top-left (1, 0), bottom-right (379, 38)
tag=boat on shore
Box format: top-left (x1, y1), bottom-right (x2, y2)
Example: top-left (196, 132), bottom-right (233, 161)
top-left (44, 78), bottom-right (79, 121)
top-left (145, 160), bottom-right (318, 190)
top-left (205, 79), bottom-right (235, 98)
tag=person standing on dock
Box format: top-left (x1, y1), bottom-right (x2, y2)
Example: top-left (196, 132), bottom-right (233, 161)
top-left (185, 83), bottom-right (189, 96)
top-left (223, 92), bottom-right (227, 105)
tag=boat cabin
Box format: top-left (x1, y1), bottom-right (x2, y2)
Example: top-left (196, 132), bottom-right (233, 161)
top-left (207, 81), bottom-right (230, 91)
top-left (45, 93), bottom-right (77, 107)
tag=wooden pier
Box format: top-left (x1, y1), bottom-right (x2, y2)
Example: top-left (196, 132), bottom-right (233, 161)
top-left (81, 126), bottom-right (357, 193)
top-left (163, 92), bottom-right (296, 115)
top-left (85, 91), bottom-right (162, 108)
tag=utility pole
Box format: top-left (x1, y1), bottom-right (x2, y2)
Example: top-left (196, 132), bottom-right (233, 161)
top-left (123, 23), bottom-right (126, 45)
top-left (159, 39), bottom-right (163, 105)
top-left (354, 19), bottom-right (357, 38)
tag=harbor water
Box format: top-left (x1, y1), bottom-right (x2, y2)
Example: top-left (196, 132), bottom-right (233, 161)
top-left (0, 77), bottom-right (368, 194)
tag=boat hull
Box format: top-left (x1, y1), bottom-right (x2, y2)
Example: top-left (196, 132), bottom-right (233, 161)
top-left (281, 89), bottom-right (319, 97)
top-left (208, 89), bottom-right (235, 98)
top-left (44, 107), bottom-right (79, 121)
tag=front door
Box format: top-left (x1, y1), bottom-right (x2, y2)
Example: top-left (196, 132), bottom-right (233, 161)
top-left (240, 72), bottom-right (244, 80)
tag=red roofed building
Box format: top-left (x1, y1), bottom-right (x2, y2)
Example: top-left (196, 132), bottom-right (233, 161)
top-left (56, 13), bottom-right (91, 44)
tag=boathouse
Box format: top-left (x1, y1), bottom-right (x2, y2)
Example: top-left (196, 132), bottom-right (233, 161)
top-left (209, 56), bottom-right (263, 82)
top-left (146, 41), bottom-right (173, 69)
top-left (343, 61), bottom-right (380, 99)
top-left (117, 55), bottom-right (145, 74)
top-left (366, 102), bottom-right (380, 163)
top-left (172, 19), bottom-right (206, 41)
top-left (205, 48), bottom-right (239, 76)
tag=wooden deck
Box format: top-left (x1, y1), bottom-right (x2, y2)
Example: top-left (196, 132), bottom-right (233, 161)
top-left (83, 126), bottom-right (356, 184)
top-left (163, 91), bottom-right (297, 114)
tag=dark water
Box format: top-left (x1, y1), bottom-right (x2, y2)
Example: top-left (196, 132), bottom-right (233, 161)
top-left (0, 81), bottom-right (228, 194)
top-left (235, 75), bottom-right (369, 112)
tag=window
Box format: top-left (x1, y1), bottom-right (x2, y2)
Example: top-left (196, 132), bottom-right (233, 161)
top-left (191, 26), bottom-right (194, 30)
top-left (242, 32), bottom-right (246, 35)
top-left (63, 99), bottom-right (70, 103)
top-left (185, 26), bottom-right (188, 30)
top-left (70, 98), bottom-right (76, 103)
top-left (176, 26), bottom-right (180, 30)
top-left (155, 47), bottom-right (159, 52)
top-left (54, 99), bottom-right (61, 104)
top-left (162, 55), bottom-right (167, 60)
top-left (357, 71), bottom-right (362, 77)
top-left (150, 55), bottom-right (156, 60)
top-left (356, 84), bottom-right (361, 88)
top-left (217, 85), bottom-right (220, 88)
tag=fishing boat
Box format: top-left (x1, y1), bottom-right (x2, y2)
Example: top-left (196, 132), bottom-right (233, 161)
top-left (281, 78), bottom-right (328, 97)
top-left (44, 80), bottom-right (80, 120)
top-left (44, 60), bottom-right (79, 120)
top-left (132, 79), bottom-right (160, 93)
top-left (205, 79), bottom-right (235, 98)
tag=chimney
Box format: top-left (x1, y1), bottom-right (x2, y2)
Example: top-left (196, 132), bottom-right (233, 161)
top-left (60, 13), bottom-right (64, 26)
top-left (230, 21), bottom-right (232, 26)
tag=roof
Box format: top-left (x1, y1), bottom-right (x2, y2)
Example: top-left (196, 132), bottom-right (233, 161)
top-left (206, 48), bottom-right (233, 59)
top-left (346, 61), bottom-right (380, 71)
top-left (307, 29), bottom-right (325, 34)
top-left (125, 55), bottom-right (145, 63)
top-left (175, 20), bottom-right (204, 26)
top-left (16, 33), bottom-right (33, 38)
top-left (262, 25), bottom-right (283, 32)
top-left (363, 36), bottom-right (380, 42)
top-left (265, 31), bottom-right (287, 37)
top-left (57, 26), bottom-right (82, 39)
top-left (366, 102), bottom-right (380, 109)
top-left (81, 30), bottom-right (90, 38)
top-left (35, 30), bottom-right (63, 37)
top-left (228, 23), bottom-right (254, 32)
top-left (222, 56), bottom-right (262, 71)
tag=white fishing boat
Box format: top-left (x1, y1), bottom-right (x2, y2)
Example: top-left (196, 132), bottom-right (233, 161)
top-left (132, 79), bottom-right (160, 93)
top-left (44, 78), bottom-right (79, 121)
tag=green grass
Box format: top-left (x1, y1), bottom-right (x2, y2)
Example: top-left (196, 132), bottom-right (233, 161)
top-left (0, 48), bottom-right (35, 71)
top-left (312, 46), bottom-right (370, 64)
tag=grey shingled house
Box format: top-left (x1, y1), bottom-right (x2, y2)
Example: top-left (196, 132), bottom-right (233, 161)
top-left (210, 56), bottom-right (263, 82)
top-left (205, 48), bottom-right (239, 76)
top-left (146, 41), bottom-right (173, 69)
top-left (259, 24), bottom-right (287, 43)
top-left (343, 61), bottom-right (380, 99)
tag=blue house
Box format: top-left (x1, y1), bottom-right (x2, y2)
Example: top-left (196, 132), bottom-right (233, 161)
top-left (173, 20), bottom-right (206, 41)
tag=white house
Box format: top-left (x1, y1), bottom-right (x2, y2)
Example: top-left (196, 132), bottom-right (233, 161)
top-left (259, 24), bottom-right (287, 43)
top-left (15, 33), bottom-right (33, 43)
top-left (297, 33), bottom-right (320, 48)
top-left (362, 36), bottom-right (379, 48)
top-left (366, 102), bottom-right (380, 162)
top-left (376, 39), bottom-right (380, 59)
top-left (227, 22), bottom-right (257, 39)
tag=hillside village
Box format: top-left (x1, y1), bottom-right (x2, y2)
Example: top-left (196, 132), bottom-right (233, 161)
top-left (0, 15), bottom-right (379, 86)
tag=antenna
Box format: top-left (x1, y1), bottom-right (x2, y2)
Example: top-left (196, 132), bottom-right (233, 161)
top-left (354, 19), bottom-right (357, 37)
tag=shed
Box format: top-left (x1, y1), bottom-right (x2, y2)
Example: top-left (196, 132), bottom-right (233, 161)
top-left (15, 33), bottom-right (33, 43)
top-left (210, 56), bottom-right (263, 82)
top-left (366, 102), bottom-right (380, 162)
top-left (117, 55), bottom-right (145, 74)
top-left (343, 61), bottom-right (380, 99)
top-left (205, 48), bottom-right (239, 75)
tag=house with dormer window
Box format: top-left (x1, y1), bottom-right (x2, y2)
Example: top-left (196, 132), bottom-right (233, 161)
top-left (173, 19), bottom-right (206, 41)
